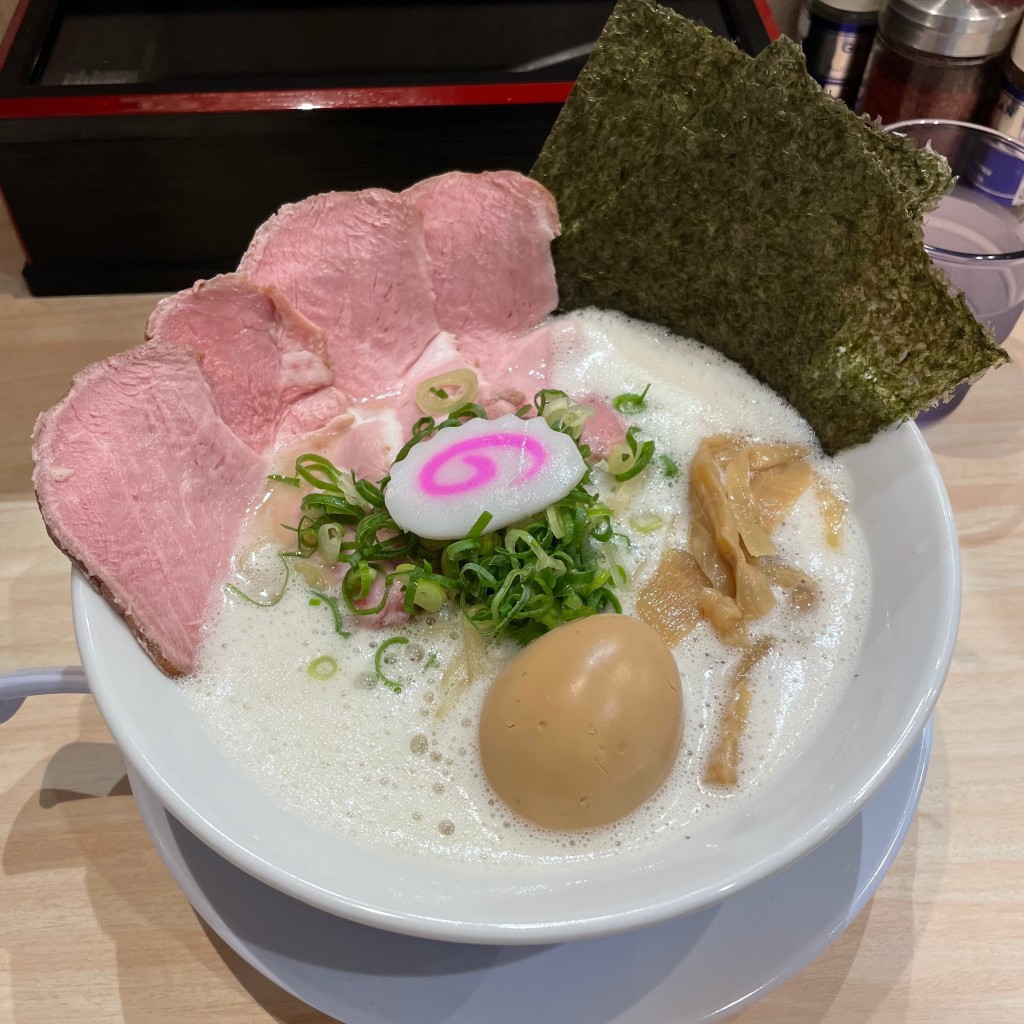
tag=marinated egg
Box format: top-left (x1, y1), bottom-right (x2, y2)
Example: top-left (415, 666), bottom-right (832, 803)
top-left (479, 614), bottom-right (683, 829)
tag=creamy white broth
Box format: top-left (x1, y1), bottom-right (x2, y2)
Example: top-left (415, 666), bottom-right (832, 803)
top-left (183, 309), bottom-right (870, 869)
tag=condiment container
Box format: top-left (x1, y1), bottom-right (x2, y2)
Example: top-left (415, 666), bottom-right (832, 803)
top-left (799, 0), bottom-right (882, 105)
top-left (857, 0), bottom-right (1023, 124)
top-left (990, 21), bottom-right (1024, 136)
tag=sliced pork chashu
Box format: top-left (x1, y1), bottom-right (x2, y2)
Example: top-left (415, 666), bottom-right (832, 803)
top-left (238, 189), bottom-right (441, 401)
top-left (402, 170), bottom-right (560, 360)
top-left (147, 273), bottom-right (338, 452)
top-left (33, 341), bottom-right (268, 675)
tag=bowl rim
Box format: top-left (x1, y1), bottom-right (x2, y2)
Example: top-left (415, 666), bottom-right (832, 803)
top-left (72, 420), bottom-right (961, 944)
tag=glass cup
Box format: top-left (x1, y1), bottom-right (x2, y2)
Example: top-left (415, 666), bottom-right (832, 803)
top-left (887, 119), bottom-right (1024, 417)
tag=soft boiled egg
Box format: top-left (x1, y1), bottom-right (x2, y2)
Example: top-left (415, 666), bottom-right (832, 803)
top-left (479, 614), bottom-right (683, 829)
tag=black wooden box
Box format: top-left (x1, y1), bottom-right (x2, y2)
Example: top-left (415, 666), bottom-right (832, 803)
top-left (0, 0), bottom-right (775, 295)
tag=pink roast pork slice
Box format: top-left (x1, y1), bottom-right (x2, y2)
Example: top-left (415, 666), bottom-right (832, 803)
top-left (33, 341), bottom-right (268, 675)
top-left (390, 331), bottom-right (468, 437)
top-left (473, 324), bottom-right (554, 418)
top-left (325, 416), bottom-right (405, 484)
top-left (402, 171), bottom-right (560, 364)
top-left (238, 190), bottom-right (440, 402)
top-left (146, 274), bottom-right (336, 452)
top-left (275, 386), bottom-right (355, 444)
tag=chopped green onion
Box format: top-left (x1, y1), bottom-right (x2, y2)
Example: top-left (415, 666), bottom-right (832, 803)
top-left (225, 582), bottom-right (279, 607)
top-left (295, 453), bottom-right (345, 492)
top-left (267, 473), bottom-right (300, 487)
top-left (659, 453), bottom-right (679, 478)
top-left (423, 652), bottom-right (439, 670)
top-left (629, 513), bottom-right (665, 534)
top-left (545, 505), bottom-right (567, 539)
top-left (317, 522), bottom-right (344, 564)
top-left (390, 561), bottom-right (458, 615)
top-left (534, 388), bottom-right (595, 440)
top-left (391, 403), bottom-right (489, 466)
top-left (281, 386), bottom-right (629, 645)
top-left (416, 369), bottom-right (479, 416)
top-left (411, 579), bottom-right (447, 613)
top-left (375, 637), bottom-right (409, 693)
top-left (310, 590), bottom-right (350, 638)
top-left (467, 511), bottom-right (493, 539)
top-left (307, 655), bottom-right (338, 680)
top-left (342, 562), bottom-right (386, 614)
top-left (607, 427), bottom-right (656, 481)
top-left (602, 539), bottom-right (630, 586)
top-left (612, 383), bottom-right (651, 415)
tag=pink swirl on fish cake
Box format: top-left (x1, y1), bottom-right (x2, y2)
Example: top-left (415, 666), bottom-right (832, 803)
top-left (417, 433), bottom-right (548, 497)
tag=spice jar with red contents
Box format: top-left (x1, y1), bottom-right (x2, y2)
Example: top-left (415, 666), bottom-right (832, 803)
top-left (857, 0), bottom-right (1024, 124)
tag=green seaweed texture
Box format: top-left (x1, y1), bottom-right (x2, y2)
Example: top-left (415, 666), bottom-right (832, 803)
top-left (532, 0), bottom-right (1008, 453)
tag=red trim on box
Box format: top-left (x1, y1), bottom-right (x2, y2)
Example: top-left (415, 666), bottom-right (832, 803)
top-left (0, 81), bottom-right (575, 119)
top-left (0, 0), bottom-right (32, 70)
top-left (751, 0), bottom-right (781, 41)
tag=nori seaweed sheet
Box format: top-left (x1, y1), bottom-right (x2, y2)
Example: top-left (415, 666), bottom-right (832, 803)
top-left (532, 0), bottom-right (1008, 453)
top-left (531, 2), bottom-right (747, 231)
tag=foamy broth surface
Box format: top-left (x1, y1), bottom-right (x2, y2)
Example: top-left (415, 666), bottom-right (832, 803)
top-left (183, 310), bottom-right (870, 869)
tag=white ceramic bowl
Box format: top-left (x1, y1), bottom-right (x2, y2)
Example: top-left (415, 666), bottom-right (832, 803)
top-left (72, 420), bottom-right (958, 945)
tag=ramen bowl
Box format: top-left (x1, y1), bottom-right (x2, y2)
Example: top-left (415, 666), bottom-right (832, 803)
top-left (72, 419), bottom-right (958, 945)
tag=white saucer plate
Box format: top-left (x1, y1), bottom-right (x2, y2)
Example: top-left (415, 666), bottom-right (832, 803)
top-left (129, 719), bottom-right (932, 1024)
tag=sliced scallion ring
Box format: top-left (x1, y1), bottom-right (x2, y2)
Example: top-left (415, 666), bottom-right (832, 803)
top-left (307, 655), bottom-right (338, 680)
top-left (607, 427), bottom-right (656, 481)
top-left (375, 636), bottom-right (409, 693)
top-left (416, 369), bottom-right (479, 416)
top-left (629, 512), bottom-right (664, 534)
top-left (317, 522), bottom-right (344, 564)
top-left (534, 388), bottom-right (596, 440)
top-left (612, 383), bottom-right (651, 415)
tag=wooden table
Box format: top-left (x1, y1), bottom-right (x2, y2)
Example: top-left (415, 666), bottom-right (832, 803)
top-left (1, 289), bottom-right (1022, 1024)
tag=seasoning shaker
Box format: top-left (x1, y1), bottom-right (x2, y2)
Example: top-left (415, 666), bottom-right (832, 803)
top-left (857, 0), bottom-right (1024, 124)
top-left (990, 21), bottom-right (1024, 136)
top-left (799, 0), bottom-right (882, 106)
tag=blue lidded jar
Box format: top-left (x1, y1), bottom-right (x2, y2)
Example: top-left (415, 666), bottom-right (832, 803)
top-left (799, 0), bottom-right (882, 107)
top-left (990, 22), bottom-right (1024, 139)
